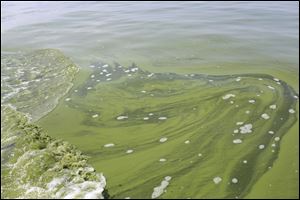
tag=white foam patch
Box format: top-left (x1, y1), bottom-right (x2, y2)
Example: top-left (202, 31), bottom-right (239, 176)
top-left (239, 124), bottom-right (252, 134)
top-left (159, 158), bottom-right (167, 162)
top-left (268, 130), bottom-right (274, 135)
top-left (233, 139), bottom-right (242, 144)
top-left (267, 85), bottom-right (275, 90)
top-left (102, 64), bottom-right (108, 68)
top-left (65, 98), bottom-right (71, 102)
top-left (258, 144), bottom-right (265, 149)
top-left (126, 149), bottom-right (133, 154)
top-left (158, 117), bottom-right (167, 120)
top-left (90, 75), bottom-right (95, 78)
top-left (248, 100), bottom-right (255, 104)
top-left (117, 116), bottom-right (128, 120)
top-left (147, 73), bottom-right (154, 78)
top-left (159, 137), bottom-right (168, 143)
top-left (274, 137), bottom-right (280, 141)
top-left (236, 77), bottom-right (241, 82)
top-left (148, 113), bottom-right (154, 116)
top-left (184, 140), bottom-right (190, 144)
top-left (261, 113), bottom-right (270, 119)
top-left (243, 160), bottom-right (247, 164)
top-left (92, 114), bottom-right (99, 118)
top-left (236, 122), bottom-right (244, 125)
top-left (289, 109), bottom-right (295, 114)
top-left (213, 177), bottom-right (222, 184)
top-left (232, 178), bottom-right (238, 184)
top-left (151, 176), bottom-right (172, 199)
top-left (222, 94), bottom-right (235, 100)
top-left (245, 110), bottom-right (250, 114)
top-left (104, 143), bottom-right (115, 148)
top-left (233, 129), bottom-right (239, 133)
top-left (269, 105), bottom-right (277, 109)
top-left (143, 117), bottom-right (149, 120)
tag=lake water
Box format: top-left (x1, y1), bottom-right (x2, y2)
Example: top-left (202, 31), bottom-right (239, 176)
top-left (1, 1), bottom-right (299, 199)
top-left (1, 2), bottom-right (299, 81)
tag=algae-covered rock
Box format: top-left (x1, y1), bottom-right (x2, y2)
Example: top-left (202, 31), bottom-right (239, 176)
top-left (1, 106), bottom-right (107, 199)
top-left (1, 49), bottom-right (107, 199)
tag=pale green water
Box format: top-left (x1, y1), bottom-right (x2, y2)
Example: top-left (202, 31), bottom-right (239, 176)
top-left (1, 1), bottom-right (299, 199)
top-left (1, 1), bottom-right (299, 77)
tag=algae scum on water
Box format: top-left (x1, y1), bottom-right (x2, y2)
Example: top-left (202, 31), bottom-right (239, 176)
top-left (1, 49), bottom-right (299, 199)
top-left (40, 60), bottom-right (298, 198)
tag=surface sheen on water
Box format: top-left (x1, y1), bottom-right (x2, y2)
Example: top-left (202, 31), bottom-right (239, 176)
top-left (1, 1), bottom-right (299, 77)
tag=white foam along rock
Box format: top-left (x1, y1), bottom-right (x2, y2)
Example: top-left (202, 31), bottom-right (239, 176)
top-left (222, 94), bottom-right (235, 100)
